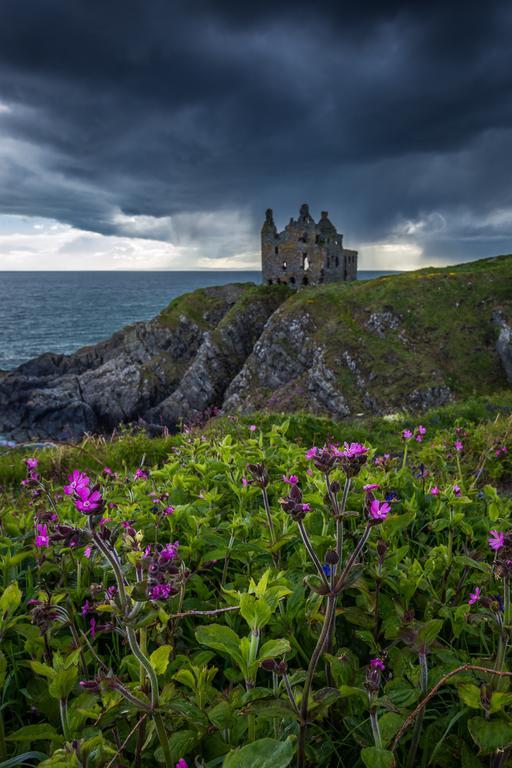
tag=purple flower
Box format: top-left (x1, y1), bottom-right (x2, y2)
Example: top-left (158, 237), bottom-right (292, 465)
top-left (305, 447), bottom-right (318, 459)
top-left (35, 523), bottom-right (49, 548)
top-left (149, 584), bottom-right (173, 601)
top-left (301, 503), bottom-right (311, 512)
top-left (468, 587), bottom-right (481, 605)
top-left (63, 470), bottom-right (90, 496)
top-left (164, 505), bottom-right (175, 516)
top-left (84, 545), bottom-right (92, 559)
top-left (415, 434), bottom-right (423, 443)
top-left (249, 424), bottom-right (257, 432)
top-left (363, 483), bottom-right (380, 491)
top-left (370, 657), bottom-right (385, 671)
top-left (417, 425), bottom-right (427, 435)
top-left (369, 499), bottom-right (391, 521)
top-left (454, 441), bottom-right (464, 452)
top-left (430, 486), bottom-right (440, 496)
top-left (489, 530), bottom-right (505, 551)
top-left (160, 541), bottom-right (180, 561)
top-left (74, 486), bottom-right (103, 514)
top-left (341, 442), bottom-right (368, 458)
top-left (89, 617), bottom-right (96, 639)
top-left (81, 600), bottom-right (90, 617)
top-left (402, 429), bottom-right (413, 440)
top-left (283, 474), bottom-right (299, 485)
top-left (134, 468), bottom-right (149, 480)
top-left (103, 466), bottom-right (113, 476)
top-left (241, 476), bottom-right (248, 487)
top-left (453, 484), bottom-right (462, 497)
top-left (26, 457), bottom-right (39, 469)
top-left (176, 760), bottom-right (189, 768)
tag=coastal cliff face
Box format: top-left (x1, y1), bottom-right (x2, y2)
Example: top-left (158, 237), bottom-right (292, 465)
top-left (1, 255), bottom-right (512, 441)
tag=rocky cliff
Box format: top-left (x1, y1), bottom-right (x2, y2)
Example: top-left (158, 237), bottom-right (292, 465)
top-left (1, 255), bottom-right (512, 441)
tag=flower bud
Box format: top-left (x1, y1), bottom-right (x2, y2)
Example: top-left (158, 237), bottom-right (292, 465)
top-left (260, 659), bottom-right (277, 672)
top-left (325, 549), bottom-right (339, 565)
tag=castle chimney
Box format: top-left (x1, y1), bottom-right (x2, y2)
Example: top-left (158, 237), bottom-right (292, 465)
top-left (321, 211), bottom-right (328, 219)
top-left (299, 203), bottom-right (310, 219)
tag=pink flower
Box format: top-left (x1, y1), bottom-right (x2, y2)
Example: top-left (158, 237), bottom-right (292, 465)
top-left (241, 476), bottom-right (248, 487)
top-left (160, 541), bottom-right (180, 561)
top-left (84, 545), bottom-right (92, 559)
top-left (81, 600), bottom-right (90, 616)
top-left (305, 447), bottom-right (318, 459)
top-left (415, 434), bottom-right (423, 442)
top-left (301, 503), bottom-right (311, 512)
top-left (63, 470), bottom-right (90, 496)
top-left (164, 505), bottom-right (175, 516)
top-left (363, 483), bottom-right (380, 491)
top-left (489, 530), bottom-right (505, 551)
top-left (468, 587), bottom-right (481, 605)
top-left (89, 617), bottom-right (96, 639)
top-left (249, 424), bottom-right (257, 432)
top-left (341, 442), bottom-right (368, 458)
top-left (430, 486), bottom-right (440, 496)
top-left (453, 485), bottom-right (462, 497)
top-left (454, 441), bottom-right (464, 452)
top-left (74, 486), bottom-right (103, 514)
top-left (176, 760), bottom-right (188, 768)
top-left (402, 429), bottom-right (413, 440)
top-left (149, 584), bottom-right (173, 601)
top-left (369, 499), bottom-right (391, 521)
top-left (370, 657), bottom-right (385, 671)
top-left (306, 468), bottom-right (313, 477)
top-left (417, 425), bottom-right (427, 435)
top-left (283, 474), bottom-right (299, 485)
top-left (35, 523), bottom-right (49, 548)
top-left (134, 468), bottom-right (149, 480)
top-left (26, 457), bottom-right (39, 469)
top-left (103, 466), bottom-right (113, 476)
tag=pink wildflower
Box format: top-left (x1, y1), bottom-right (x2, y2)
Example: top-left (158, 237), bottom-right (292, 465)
top-left (149, 584), bottom-right (173, 601)
top-left (369, 499), bottom-right (391, 521)
top-left (26, 457), bottom-right (38, 469)
top-left (164, 505), bottom-right (175, 516)
top-left (160, 541), bottom-right (180, 561)
top-left (363, 483), bottom-right (380, 491)
top-left (417, 425), bottom-right (427, 435)
top-left (283, 474), bottom-right (299, 485)
top-left (35, 523), bottom-right (49, 548)
top-left (341, 442), bottom-right (368, 458)
top-left (74, 486), bottom-right (103, 514)
top-left (454, 441), bottom-right (464, 452)
top-left (89, 617), bottom-right (96, 639)
top-left (305, 447), bottom-right (318, 459)
top-left (415, 434), bottom-right (423, 442)
top-left (63, 470), bottom-right (90, 496)
top-left (241, 476), bottom-right (248, 487)
top-left (134, 468), bottom-right (149, 480)
top-left (84, 545), bottom-right (92, 559)
top-left (176, 760), bottom-right (189, 768)
top-left (402, 429), bottom-right (413, 440)
top-left (103, 466), bottom-right (113, 476)
top-left (468, 587), bottom-right (481, 605)
top-left (453, 484), bottom-right (462, 497)
top-left (370, 657), bottom-right (385, 671)
top-left (249, 424), bottom-right (257, 432)
top-left (489, 530), bottom-right (505, 551)
top-left (430, 486), bottom-right (440, 496)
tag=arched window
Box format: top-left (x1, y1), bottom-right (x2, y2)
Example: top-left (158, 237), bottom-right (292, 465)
top-left (302, 275), bottom-right (309, 286)
top-left (335, 255), bottom-right (339, 267)
top-left (274, 246), bottom-right (279, 255)
top-left (267, 279), bottom-right (273, 285)
top-left (290, 276), bottom-right (296, 284)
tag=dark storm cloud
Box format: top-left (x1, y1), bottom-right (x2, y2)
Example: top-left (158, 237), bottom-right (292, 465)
top-left (0, 0), bottom-right (511, 263)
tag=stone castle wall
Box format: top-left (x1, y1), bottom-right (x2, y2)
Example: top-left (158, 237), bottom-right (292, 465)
top-left (261, 203), bottom-right (357, 287)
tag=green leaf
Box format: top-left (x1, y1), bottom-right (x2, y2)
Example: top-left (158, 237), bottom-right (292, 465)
top-left (48, 667), bottom-right (77, 700)
top-left (361, 746), bottom-right (396, 768)
top-left (258, 639), bottom-right (291, 662)
top-left (0, 753), bottom-right (48, 767)
top-left (0, 651), bottom-right (7, 689)
top-left (490, 691), bottom-right (512, 713)
top-left (150, 645), bottom-right (172, 675)
top-left (417, 619), bottom-right (443, 647)
top-left (457, 684), bottom-right (481, 709)
top-left (0, 582), bottom-right (22, 614)
top-left (6, 724), bottom-right (58, 742)
top-left (223, 737), bottom-right (295, 768)
top-left (195, 624), bottom-right (243, 665)
top-left (378, 712), bottom-right (404, 746)
top-left (468, 716), bottom-right (512, 754)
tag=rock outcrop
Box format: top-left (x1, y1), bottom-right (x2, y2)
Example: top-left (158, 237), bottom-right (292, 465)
top-left (1, 254), bottom-right (512, 442)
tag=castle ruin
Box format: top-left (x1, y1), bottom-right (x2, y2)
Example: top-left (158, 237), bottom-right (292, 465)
top-left (261, 203), bottom-right (357, 287)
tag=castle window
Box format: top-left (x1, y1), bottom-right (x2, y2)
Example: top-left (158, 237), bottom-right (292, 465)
top-left (302, 253), bottom-right (309, 271)
top-left (275, 246), bottom-right (279, 255)
top-left (302, 275), bottom-right (309, 286)
top-left (290, 276), bottom-right (296, 284)
top-left (335, 255), bottom-right (339, 267)
top-left (315, 235), bottom-right (319, 244)
top-left (267, 279), bottom-right (273, 285)
top-left (300, 232), bottom-right (308, 243)
top-left (282, 260), bottom-right (287, 271)
top-left (326, 256), bottom-right (330, 268)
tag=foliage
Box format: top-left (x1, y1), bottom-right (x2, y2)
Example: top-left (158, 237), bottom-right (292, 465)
top-left (0, 405), bottom-right (512, 766)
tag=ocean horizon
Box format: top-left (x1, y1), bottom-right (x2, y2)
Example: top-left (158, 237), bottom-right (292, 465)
top-left (0, 270), bottom-right (399, 370)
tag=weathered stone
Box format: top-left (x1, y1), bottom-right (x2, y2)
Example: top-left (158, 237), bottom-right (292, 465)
top-left (494, 310), bottom-right (512, 383)
top-left (261, 204), bottom-right (357, 288)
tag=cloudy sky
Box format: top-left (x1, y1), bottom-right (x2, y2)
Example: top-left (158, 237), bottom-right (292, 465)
top-left (0, 0), bottom-right (511, 270)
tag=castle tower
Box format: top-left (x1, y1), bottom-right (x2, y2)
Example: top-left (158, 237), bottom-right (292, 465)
top-left (261, 204), bottom-right (357, 288)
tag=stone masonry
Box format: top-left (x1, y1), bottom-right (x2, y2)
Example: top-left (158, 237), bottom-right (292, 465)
top-left (261, 203), bottom-right (357, 287)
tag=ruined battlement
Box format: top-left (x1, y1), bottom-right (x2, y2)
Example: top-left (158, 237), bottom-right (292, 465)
top-left (261, 203), bottom-right (357, 287)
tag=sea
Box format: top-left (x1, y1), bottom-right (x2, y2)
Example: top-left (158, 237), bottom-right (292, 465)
top-left (0, 270), bottom-right (396, 371)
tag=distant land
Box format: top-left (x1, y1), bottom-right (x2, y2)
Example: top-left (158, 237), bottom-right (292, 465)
top-left (0, 255), bottom-right (511, 442)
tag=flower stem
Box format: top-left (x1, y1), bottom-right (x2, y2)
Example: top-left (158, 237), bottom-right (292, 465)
top-left (297, 520), bottom-right (330, 590)
top-left (370, 709), bottom-right (382, 748)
